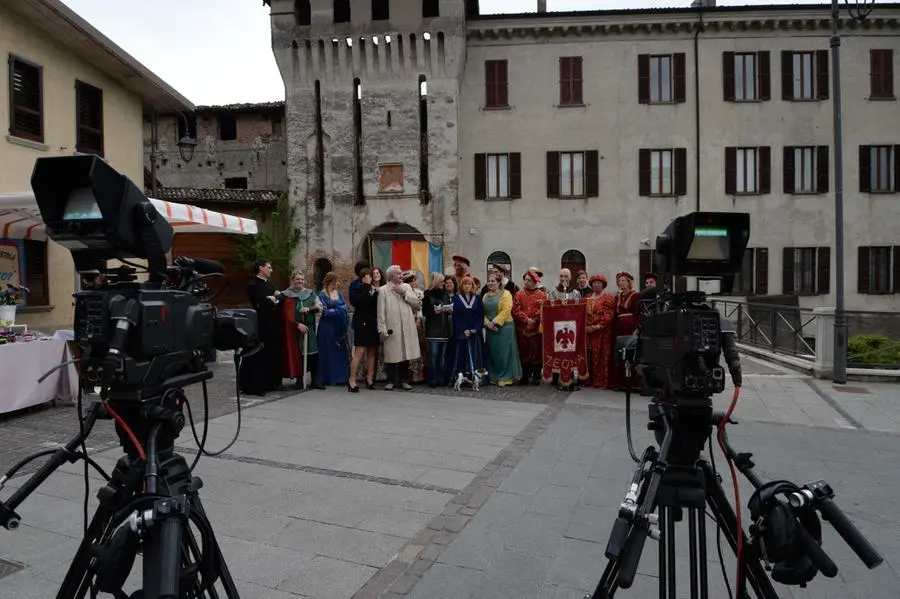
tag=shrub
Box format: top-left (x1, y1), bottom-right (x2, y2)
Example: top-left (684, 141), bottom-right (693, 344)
top-left (847, 334), bottom-right (900, 366)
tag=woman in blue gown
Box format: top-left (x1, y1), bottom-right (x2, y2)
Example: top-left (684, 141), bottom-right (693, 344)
top-left (316, 272), bottom-right (351, 386)
top-left (446, 275), bottom-right (486, 385)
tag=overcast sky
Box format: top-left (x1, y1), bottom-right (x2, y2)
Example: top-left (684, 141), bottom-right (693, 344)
top-left (60, 0), bottom-right (828, 106)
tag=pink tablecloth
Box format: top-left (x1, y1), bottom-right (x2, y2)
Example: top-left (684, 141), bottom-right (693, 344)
top-left (0, 339), bottom-right (78, 414)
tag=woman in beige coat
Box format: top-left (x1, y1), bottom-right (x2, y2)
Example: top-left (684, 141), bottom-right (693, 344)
top-left (376, 265), bottom-right (422, 390)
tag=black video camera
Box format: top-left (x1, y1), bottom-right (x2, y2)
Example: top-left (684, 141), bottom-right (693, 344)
top-left (622, 211), bottom-right (749, 397)
top-left (30, 155), bottom-right (258, 395)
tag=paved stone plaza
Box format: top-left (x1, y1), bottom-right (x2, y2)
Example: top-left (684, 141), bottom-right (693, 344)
top-left (0, 355), bottom-right (897, 598)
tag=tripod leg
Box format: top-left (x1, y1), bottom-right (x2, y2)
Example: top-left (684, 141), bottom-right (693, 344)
top-left (665, 508), bottom-right (676, 599)
top-left (55, 504), bottom-right (116, 599)
top-left (697, 508), bottom-right (708, 599)
top-left (658, 507), bottom-right (667, 599)
top-left (689, 508), bottom-right (699, 599)
top-left (702, 463), bottom-right (780, 599)
top-left (189, 494), bottom-right (241, 598)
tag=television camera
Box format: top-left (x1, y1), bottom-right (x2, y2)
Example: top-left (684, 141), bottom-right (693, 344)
top-left (590, 212), bottom-right (883, 599)
top-left (0, 155), bottom-right (258, 598)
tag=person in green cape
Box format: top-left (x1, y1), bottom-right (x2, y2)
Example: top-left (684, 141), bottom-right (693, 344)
top-left (282, 271), bottom-right (325, 390)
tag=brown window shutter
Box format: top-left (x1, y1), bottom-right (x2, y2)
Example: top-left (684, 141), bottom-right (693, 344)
top-left (857, 246), bottom-right (871, 294)
top-left (673, 53), bottom-right (686, 103)
top-left (782, 247), bottom-right (795, 294)
top-left (674, 148), bottom-right (687, 196)
top-left (884, 50), bottom-right (895, 98)
top-left (816, 50), bottom-right (829, 100)
top-left (638, 149), bottom-right (651, 196)
top-left (724, 147), bottom-right (737, 194)
top-left (474, 153), bottom-right (486, 200)
top-left (870, 49), bottom-right (883, 97)
top-left (546, 151), bottom-right (560, 198)
top-left (816, 145), bottom-right (829, 194)
top-left (638, 54), bottom-right (650, 103)
top-left (893, 246), bottom-right (900, 293)
top-left (858, 145), bottom-right (871, 193)
top-left (559, 57), bottom-right (569, 105)
top-left (23, 240), bottom-right (49, 306)
top-left (894, 145), bottom-right (900, 192)
top-left (572, 57), bottom-right (583, 105)
top-left (509, 152), bottom-right (522, 199)
top-left (723, 52), bottom-right (735, 101)
top-left (755, 248), bottom-right (769, 295)
top-left (639, 249), bottom-right (651, 277)
top-left (497, 60), bottom-right (508, 106)
top-left (484, 62), bottom-right (495, 107)
top-left (758, 51), bottom-right (771, 100)
top-left (758, 146), bottom-right (771, 194)
top-left (783, 146), bottom-right (795, 193)
top-left (781, 51), bottom-right (794, 101)
top-left (816, 247), bottom-right (831, 294)
top-left (585, 150), bottom-right (599, 198)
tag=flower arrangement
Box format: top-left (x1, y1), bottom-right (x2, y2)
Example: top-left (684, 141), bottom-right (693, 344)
top-left (1, 283), bottom-right (27, 306)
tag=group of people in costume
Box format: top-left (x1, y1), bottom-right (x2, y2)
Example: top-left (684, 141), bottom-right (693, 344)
top-left (237, 255), bottom-right (658, 396)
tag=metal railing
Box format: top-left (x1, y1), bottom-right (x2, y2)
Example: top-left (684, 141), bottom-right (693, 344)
top-left (710, 299), bottom-right (818, 359)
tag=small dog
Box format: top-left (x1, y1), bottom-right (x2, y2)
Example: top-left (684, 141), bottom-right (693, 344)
top-left (454, 371), bottom-right (483, 391)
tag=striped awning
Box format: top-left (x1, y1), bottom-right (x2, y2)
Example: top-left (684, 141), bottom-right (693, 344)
top-left (0, 192), bottom-right (258, 241)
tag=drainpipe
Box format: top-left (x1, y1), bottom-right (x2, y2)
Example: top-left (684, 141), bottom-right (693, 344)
top-left (150, 108), bottom-right (159, 198)
top-left (693, 9), bottom-right (704, 212)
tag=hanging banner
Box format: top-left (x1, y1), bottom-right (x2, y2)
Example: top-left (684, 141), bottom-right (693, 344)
top-left (0, 240), bottom-right (24, 288)
top-left (370, 239), bottom-right (442, 287)
top-left (541, 299), bottom-right (589, 385)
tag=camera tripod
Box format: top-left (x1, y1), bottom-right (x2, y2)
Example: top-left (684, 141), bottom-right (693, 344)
top-left (0, 371), bottom-right (240, 599)
top-left (587, 396), bottom-right (780, 599)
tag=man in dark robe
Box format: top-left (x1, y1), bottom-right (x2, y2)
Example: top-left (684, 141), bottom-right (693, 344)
top-left (480, 263), bottom-right (519, 297)
top-left (239, 259), bottom-right (284, 396)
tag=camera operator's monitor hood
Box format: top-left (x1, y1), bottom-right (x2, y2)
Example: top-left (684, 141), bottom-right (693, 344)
top-left (30, 155), bottom-right (173, 266)
top-left (656, 212), bottom-right (749, 277)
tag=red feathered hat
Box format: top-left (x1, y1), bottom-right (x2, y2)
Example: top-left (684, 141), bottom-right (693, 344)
top-left (451, 255), bottom-right (470, 266)
top-left (524, 270), bottom-right (541, 283)
top-left (644, 272), bottom-right (658, 281)
top-left (589, 274), bottom-right (608, 287)
top-left (615, 271), bottom-right (634, 281)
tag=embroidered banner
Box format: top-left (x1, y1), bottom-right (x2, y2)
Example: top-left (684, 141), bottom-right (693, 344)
top-left (541, 299), bottom-right (589, 385)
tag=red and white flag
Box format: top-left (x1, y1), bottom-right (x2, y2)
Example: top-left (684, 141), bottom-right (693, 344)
top-left (541, 299), bottom-right (589, 385)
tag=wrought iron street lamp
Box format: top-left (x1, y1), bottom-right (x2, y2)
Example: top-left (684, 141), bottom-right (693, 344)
top-left (175, 112), bottom-right (198, 163)
top-left (832, 0), bottom-right (875, 384)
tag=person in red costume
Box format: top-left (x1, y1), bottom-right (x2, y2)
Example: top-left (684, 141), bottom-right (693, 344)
top-left (512, 270), bottom-right (548, 385)
top-left (585, 274), bottom-right (615, 389)
top-left (610, 271), bottom-right (640, 390)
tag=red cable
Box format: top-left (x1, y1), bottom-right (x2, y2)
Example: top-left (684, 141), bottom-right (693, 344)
top-left (102, 401), bottom-right (147, 461)
top-left (717, 386), bottom-right (742, 599)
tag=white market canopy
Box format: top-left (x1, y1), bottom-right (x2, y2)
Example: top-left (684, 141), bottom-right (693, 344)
top-left (0, 192), bottom-right (258, 241)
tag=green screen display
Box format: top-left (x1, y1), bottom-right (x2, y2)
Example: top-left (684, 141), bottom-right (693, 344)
top-left (694, 227), bottom-right (728, 237)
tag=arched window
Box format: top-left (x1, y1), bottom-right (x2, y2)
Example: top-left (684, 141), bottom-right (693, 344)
top-left (561, 249), bottom-right (586, 274)
top-left (314, 258), bottom-right (333, 291)
top-left (487, 251), bottom-right (512, 279)
top-left (295, 0), bottom-right (311, 26)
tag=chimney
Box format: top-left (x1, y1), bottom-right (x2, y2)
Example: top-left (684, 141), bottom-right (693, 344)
top-left (691, 0), bottom-right (716, 7)
top-left (537, 0), bottom-right (547, 13)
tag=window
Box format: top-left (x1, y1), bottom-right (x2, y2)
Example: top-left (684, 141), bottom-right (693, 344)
top-left (295, 0), bottom-right (311, 26)
top-left (473, 153), bottom-right (521, 200)
top-left (23, 240), bottom-right (49, 307)
top-left (218, 114), bottom-right (237, 141)
top-left (858, 246), bottom-right (899, 294)
top-left (783, 247), bottom-right (830, 295)
top-left (638, 148), bottom-right (687, 197)
top-left (75, 80), bottom-right (103, 156)
top-left (732, 248), bottom-right (769, 295)
top-left (859, 145), bottom-right (900, 193)
top-left (334, 0), bottom-right (351, 23)
top-left (781, 50), bottom-right (828, 101)
top-left (725, 147), bottom-right (771, 195)
top-left (638, 53), bottom-right (686, 104)
top-left (546, 150), bottom-right (600, 199)
top-left (372, 0), bottom-right (389, 21)
top-left (423, 0), bottom-right (439, 18)
top-left (561, 249), bottom-right (586, 274)
top-left (484, 60), bottom-right (508, 108)
top-left (869, 49), bottom-right (894, 99)
top-left (723, 51), bottom-right (771, 102)
top-left (487, 251), bottom-right (511, 278)
top-left (8, 55), bottom-right (43, 143)
top-left (783, 146), bottom-right (829, 194)
top-left (559, 57), bottom-right (583, 106)
top-left (224, 177), bottom-right (248, 189)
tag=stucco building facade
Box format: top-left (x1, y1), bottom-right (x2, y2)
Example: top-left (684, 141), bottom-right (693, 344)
top-left (1, 0), bottom-right (191, 331)
top-left (263, 0), bottom-right (900, 311)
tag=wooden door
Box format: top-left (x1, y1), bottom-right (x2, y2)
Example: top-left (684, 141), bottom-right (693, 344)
top-left (171, 233), bottom-right (250, 308)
